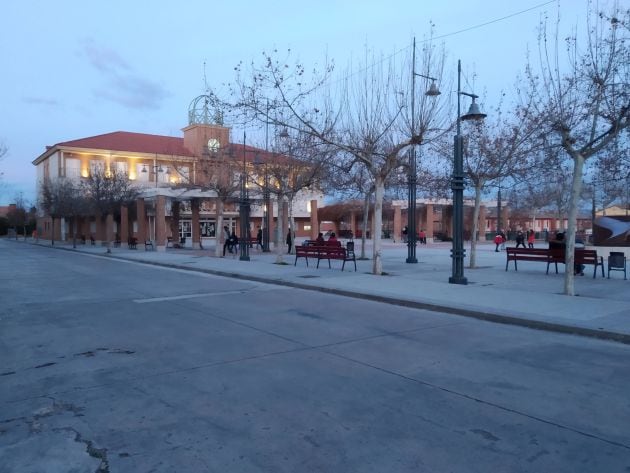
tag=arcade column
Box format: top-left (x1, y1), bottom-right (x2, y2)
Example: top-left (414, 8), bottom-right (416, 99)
top-left (120, 205), bottom-right (129, 247)
top-left (155, 195), bottom-right (167, 251)
top-left (393, 205), bottom-right (401, 243)
top-left (425, 204), bottom-right (434, 242)
top-left (310, 199), bottom-right (318, 240)
top-left (136, 198), bottom-right (147, 244)
top-left (191, 199), bottom-right (201, 249)
top-left (478, 205), bottom-right (487, 242)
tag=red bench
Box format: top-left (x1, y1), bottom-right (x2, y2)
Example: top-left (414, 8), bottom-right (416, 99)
top-left (295, 242), bottom-right (356, 271)
top-left (506, 247), bottom-right (604, 278)
top-left (505, 248), bottom-right (552, 271)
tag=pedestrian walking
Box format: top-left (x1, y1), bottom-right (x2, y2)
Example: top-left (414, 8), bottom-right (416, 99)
top-left (494, 232), bottom-right (503, 252)
top-left (286, 229), bottom-right (292, 253)
top-left (515, 230), bottom-right (526, 248)
top-left (527, 230), bottom-right (535, 248)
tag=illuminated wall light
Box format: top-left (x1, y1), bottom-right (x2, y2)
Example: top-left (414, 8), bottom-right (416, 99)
top-left (81, 159), bottom-right (89, 177)
top-left (128, 162), bottom-right (137, 180)
top-left (307, 201), bottom-right (311, 213)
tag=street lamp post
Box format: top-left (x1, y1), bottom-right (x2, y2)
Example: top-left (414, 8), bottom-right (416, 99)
top-left (407, 37), bottom-right (440, 264)
top-left (450, 59), bottom-right (486, 285)
top-left (263, 104), bottom-right (271, 252)
top-left (239, 131), bottom-right (251, 261)
top-left (254, 154), bottom-right (271, 252)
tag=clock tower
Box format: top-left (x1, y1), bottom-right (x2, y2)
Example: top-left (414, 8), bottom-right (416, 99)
top-left (183, 94), bottom-right (231, 156)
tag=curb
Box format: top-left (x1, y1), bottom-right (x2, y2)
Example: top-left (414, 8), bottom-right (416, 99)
top-left (105, 253), bottom-right (630, 346)
top-left (14, 240), bottom-right (630, 346)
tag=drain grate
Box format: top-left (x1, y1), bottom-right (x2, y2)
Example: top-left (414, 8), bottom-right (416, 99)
top-left (298, 275), bottom-right (320, 279)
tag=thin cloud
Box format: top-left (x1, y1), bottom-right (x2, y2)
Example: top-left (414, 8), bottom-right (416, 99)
top-left (95, 75), bottom-right (171, 110)
top-left (22, 97), bottom-right (60, 106)
top-left (80, 39), bottom-right (171, 110)
top-left (82, 39), bottom-right (130, 73)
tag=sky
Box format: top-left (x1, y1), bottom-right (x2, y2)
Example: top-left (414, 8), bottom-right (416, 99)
top-left (0, 0), bottom-right (590, 206)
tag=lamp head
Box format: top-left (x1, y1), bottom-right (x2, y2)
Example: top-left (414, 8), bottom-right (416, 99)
top-left (462, 99), bottom-right (486, 121)
top-left (425, 82), bottom-right (441, 96)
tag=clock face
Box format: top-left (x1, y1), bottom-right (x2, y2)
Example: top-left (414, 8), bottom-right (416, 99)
top-left (207, 138), bottom-right (220, 152)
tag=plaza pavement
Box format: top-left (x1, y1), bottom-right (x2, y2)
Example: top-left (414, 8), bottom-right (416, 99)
top-left (11, 237), bottom-right (630, 344)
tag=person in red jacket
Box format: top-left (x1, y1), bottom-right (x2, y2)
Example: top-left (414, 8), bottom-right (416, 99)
top-left (527, 229), bottom-right (535, 248)
top-left (494, 232), bottom-right (503, 252)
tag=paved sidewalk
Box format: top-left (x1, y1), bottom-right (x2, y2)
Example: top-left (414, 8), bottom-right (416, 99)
top-left (11, 238), bottom-right (630, 343)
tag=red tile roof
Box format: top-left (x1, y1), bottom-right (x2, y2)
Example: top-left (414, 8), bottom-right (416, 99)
top-left (34, 130), bottom-right (293, 166)
top-left (56, 131), bottom-right (195, 157)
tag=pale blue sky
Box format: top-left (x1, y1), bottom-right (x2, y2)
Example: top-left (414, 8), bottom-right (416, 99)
top-left (0, 0), bottom-right (587, 205)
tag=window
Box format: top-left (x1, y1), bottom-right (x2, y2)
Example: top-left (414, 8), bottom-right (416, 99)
top-left (179, 221), bottom-right (192, 240)
top-left (65, 158), bottom-right (81, 179)
top-left (200, 220), bottom-right (216, 238)
top-left (115, 161), bottom-right (128, 176)
top-left (90, 160), bottom-right (105, 175)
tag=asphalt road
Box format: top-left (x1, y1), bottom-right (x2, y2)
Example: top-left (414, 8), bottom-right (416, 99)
top-left (1, 241), bottom-right (629, 472)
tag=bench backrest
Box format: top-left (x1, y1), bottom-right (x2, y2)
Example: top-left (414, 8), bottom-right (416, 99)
top-left (575, 249), bottom-right (599, 263)
top-left (297, 245), bottom-right (346, 256)
top-left (506, 247), bottom-right (549, 255)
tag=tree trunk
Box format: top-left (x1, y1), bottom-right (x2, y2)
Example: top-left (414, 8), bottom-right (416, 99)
top-left (361, 192), bottom-right (369, 259)
top-left (288, 197), bottom-right (296, 255)
top-left (469, 184), bottom-right (482, 269)
top-left (105, 215), bottom-right (112, 254)
top-left (51, 218), bottom-right (55, 246)
top-left (564, 153), bottom-right (585, 296)
top-left (275, 196), bottom-right (285, 264)
top-left (72, 217), bottom-right (77, 249)
top-left (215, 200), bottom-right (224, 257)
top-left (371, 177), bottom-right (384, 275)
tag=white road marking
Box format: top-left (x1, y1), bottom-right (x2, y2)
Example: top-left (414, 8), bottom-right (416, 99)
top-left (133, 285), bottom-right (291, 303)
top-left (134, 290), bottom-right (247, 303)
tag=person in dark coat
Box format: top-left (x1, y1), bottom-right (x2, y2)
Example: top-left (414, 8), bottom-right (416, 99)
top-left (515, 230), bottom-right (526, 248)
top-left (286, 229), bottom-right (292, 253)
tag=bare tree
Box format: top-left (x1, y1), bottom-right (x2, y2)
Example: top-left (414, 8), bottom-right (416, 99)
top-left (273, 128), bottom-right (330, 259)
top-left (0, 142), bottom-right (7, 201)
top-left (194, 145), bottom-right (241, 257)
top-left (39, 178), bottom-right (81, 246)
top-left (229, 41), bottom-right (449, 274)
top-left (522, 4), bottom-right (630, 295)
top-left (460, 102), bottom-right (540, 267)
top-left (6, 193), bottom-right (28, 240)
top-left (81, 165), bottom-right (138, 253)
top-left (329, 159), bottom-right (375, 259)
